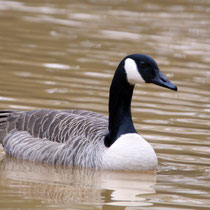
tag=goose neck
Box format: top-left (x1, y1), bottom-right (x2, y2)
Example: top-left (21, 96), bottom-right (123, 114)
top-left (105, 66), bottom-right (137, 147)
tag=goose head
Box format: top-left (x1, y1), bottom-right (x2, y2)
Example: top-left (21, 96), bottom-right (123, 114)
top-left (124, 54), bottom-right (177, 90)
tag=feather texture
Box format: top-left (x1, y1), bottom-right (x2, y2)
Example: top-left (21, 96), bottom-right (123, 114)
top-left (0, 110), bottom-right (108, 168)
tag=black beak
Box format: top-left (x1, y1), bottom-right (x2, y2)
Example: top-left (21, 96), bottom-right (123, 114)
top-left (151, 71), bottom-right (177, 91)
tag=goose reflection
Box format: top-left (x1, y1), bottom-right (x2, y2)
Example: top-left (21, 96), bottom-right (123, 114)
top-left (0, 155), bottom-right (156, 208)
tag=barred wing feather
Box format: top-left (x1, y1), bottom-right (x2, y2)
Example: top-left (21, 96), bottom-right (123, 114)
top-left (0, 110), bottom-right (108, 168)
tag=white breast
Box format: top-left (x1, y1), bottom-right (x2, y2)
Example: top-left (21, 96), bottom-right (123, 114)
top-left (102, 133), bottom-right (158, 171)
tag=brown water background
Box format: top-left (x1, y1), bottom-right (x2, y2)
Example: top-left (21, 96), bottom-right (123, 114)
top-left (0, 0), bottom-right (210, 209)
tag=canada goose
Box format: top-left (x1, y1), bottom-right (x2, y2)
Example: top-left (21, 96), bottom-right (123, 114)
top-left (0, 54), bottom-right (177, 171)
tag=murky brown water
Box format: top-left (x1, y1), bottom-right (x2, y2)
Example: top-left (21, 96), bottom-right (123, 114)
top-left (0, 0), bottom-right (210, 209)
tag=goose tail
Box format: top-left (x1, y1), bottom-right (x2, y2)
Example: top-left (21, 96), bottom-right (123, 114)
top-left (0, 110), bottom-right (14, 144)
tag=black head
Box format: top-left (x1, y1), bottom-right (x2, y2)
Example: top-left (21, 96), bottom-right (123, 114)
top-left (123, 54), bottom-right (177, 91)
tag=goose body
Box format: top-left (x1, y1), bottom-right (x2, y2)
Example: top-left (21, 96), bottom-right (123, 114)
top-left (0, 54), bottom-right (177, 171)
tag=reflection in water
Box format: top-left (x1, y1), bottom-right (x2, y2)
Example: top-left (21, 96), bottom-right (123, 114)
top-left (0, 156), bottom-right (156, 208)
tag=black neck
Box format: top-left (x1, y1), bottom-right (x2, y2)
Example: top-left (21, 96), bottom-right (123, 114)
top-left (104, 63), bottom-right (137, 147)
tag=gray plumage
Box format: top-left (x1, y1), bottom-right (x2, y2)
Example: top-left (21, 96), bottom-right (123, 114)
top-left (0, 110), bottom-right (108, 168)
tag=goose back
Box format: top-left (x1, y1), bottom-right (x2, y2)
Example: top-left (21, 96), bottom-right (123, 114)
top-left (0, 110), bottom-right (108, 168)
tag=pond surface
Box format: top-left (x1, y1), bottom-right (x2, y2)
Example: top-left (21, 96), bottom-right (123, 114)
top-left (0, 0), bottom-right (210, 209)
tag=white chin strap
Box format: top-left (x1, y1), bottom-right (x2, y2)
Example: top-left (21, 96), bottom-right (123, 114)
top-left (124, 58), bottom-right (144, 85)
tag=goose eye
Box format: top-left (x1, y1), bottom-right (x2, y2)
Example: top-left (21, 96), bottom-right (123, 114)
top-left (139, 61), bottom-right (146, 67)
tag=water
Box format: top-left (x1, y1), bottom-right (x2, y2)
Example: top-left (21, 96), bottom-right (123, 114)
top-left (0, 0), bottom-right (210, 209)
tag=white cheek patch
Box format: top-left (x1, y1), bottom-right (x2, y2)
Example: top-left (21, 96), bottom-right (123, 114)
top-left (124, 58), bottom-right (144, 85)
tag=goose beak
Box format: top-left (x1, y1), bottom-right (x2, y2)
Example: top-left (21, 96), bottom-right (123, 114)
top-left (151, 71), bottom-right (177, 91)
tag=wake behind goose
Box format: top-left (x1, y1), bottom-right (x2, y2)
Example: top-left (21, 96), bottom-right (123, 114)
top-left (0, 54), bottom-right (177, 171)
